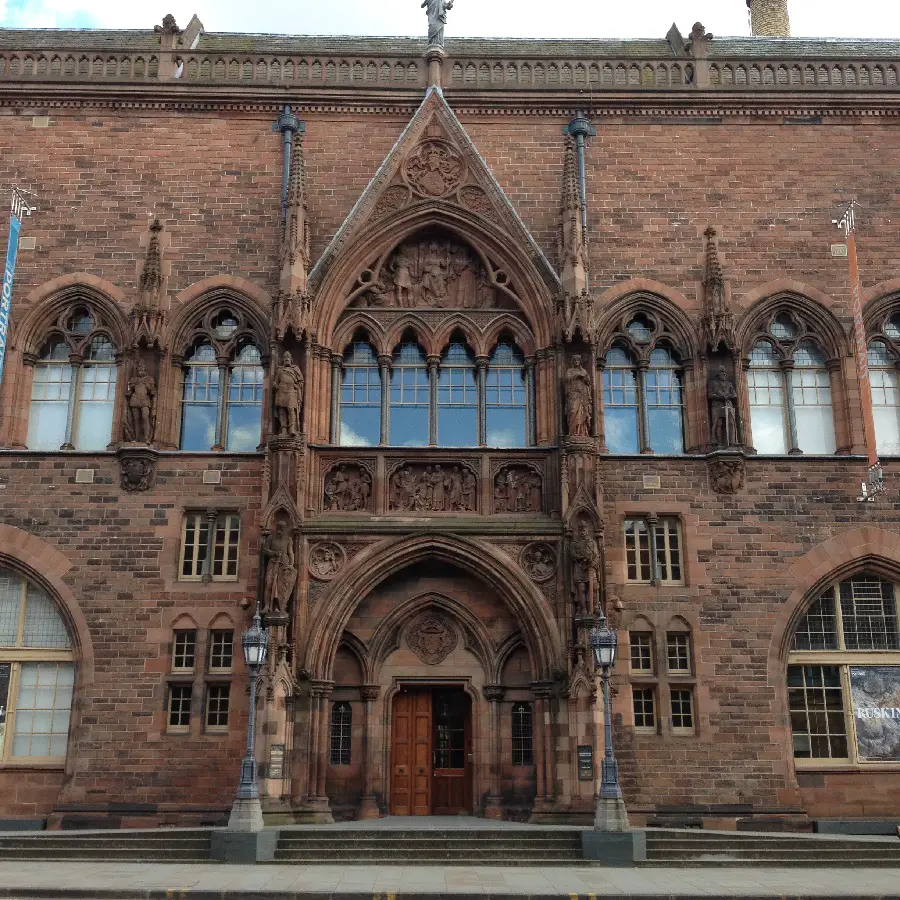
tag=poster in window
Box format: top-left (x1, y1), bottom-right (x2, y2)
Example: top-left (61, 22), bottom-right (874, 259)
top-left (849, 666), bottom-right (900, 762)
top-left (0, 663), bottom-right (10, 757)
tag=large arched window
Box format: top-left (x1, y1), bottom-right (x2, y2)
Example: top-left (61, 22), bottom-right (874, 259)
top-left (27, 305), bottom-right (118, 451)
top-left (178, 306), bottom-right (265, 451)
top-left (339, 340), bottom-right (381, 447)
top-left (389, 340), bottom-right (429, 447)
top-left (746, 312), bottom-right (837, 455)
top-left (0, 567), bottom-right (74, 762)
top-left (787, 573), bottom-right (900, 763)
top-left (869, 341), bottom-right (900, 455)
top-left (438, 339), bottom-right (478, 447)
top-left (603, 346), bottom-right (639, 454)
top-left (485, 340), bottom-right (528, 448)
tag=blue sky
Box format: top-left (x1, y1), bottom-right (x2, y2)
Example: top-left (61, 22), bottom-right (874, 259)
top-left (1, 0), bottom-right (898, 38)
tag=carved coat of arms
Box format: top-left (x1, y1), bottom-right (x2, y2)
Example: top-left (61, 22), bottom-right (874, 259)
top-left (407, 612), bottom-right (458, 665)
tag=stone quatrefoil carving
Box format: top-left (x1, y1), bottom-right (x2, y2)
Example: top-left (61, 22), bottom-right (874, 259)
top-left (407, 612), bottom-right (458, 665)
top-left (403, 140), bottom-right (465, 198)
top-left (307, 542), bottom-right (346, 580)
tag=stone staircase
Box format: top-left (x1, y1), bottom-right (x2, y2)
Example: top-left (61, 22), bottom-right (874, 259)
top-left (0, 828), bottom-right (212, 862)
top-left (643, 829), bottom-right (900, 867)
top-left (273, 827), bottom-right (584, 865)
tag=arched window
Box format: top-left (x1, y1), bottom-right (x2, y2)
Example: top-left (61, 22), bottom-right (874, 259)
top-left (602, 340), bottom-right (685, 454)
top-left (329, 701), bottom-right (352, 766)
top-left (868, 341), bottom-right (900, 455)
top-left (178, 306), bottom-right (265, 451)
top-left (787, 573), bottom-right (900, 763)
top-left (438, 339), bottom-right (478, 447)
top-left (746, 312), bottom-right (837, 455)
top-left (511, 701), bottom-right (533, 766)
top-left (389, 341), bottom-right (429, 447)
top-left (27, 304), bottom-right (119, 451)
top-left (0, 567), bottom-right (74, 762)
top-left (339, 340), bottom-right (381, 447)
top-left (485, 341), bottom-right (527, 448)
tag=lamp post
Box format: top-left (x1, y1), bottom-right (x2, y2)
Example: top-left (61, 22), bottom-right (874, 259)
top-left (227, 605), bottom-right (269, 832)
top-left (589, 607), bottom-right (629, 832)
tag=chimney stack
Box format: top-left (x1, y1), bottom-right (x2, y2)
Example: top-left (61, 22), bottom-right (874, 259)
top-left (747, 0), bottom-right (791, 36)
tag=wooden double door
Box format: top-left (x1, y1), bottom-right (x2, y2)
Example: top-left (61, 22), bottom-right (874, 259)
top-left (390, 687), bottom-right (472, 815)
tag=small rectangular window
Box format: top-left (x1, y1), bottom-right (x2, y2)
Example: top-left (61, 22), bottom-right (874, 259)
top-left (633, 687), bottom-right (656, 730)
top-left (511, 701), bottom-right (534, 766)
top-left (787, 665), bottom-right (847, 759)
top-left (212, 515), bottom-right (241, 580)
top-left (180, 513), bottom-right (209, 580)
top-left (624, 519), bottom-right (652, 581)
top-left (179, 513), bottom-right (240, 582)
top-left (172, 630), bottom-right (197, 672)
top-left (205, 684), bottom-right (230, 731)
top-left (653, 518), bottom-right (682, 583)
top-left (629, 632), bottom-right (654, 673)
top-left (625, 517), bottom-right (683, 584)
top-left (666, 633), bottom-right (691, 672)
top-left (167, 683), bottom-right (192, 731)
top-left (670, 688), bottom-right (695, 732)
top-left (208, 629), bottom-right (234, 672)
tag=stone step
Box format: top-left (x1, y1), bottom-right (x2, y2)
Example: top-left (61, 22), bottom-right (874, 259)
top-left (272, 855), bottom-right (586, 866)
top-left (647, 847), bottom-right (899, 859)
top-left (277, 837), bottom-right (582, 848)
top-left (646, 840), bottom-right (898, 853)
top-left (0, 848), bottom-right (210, 861)
top-left (276, 846), bottom-right (582, 858)
top-left (639, 858), bottom-right (900, 868)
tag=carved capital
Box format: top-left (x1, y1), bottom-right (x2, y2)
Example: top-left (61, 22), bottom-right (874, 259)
top-left (482, 684), bottom-right (506, 703)
top-left (360, 684), bottom-right (381, 702)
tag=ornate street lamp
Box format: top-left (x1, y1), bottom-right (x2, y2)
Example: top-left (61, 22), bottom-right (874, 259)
top-left (589, 607), bottom-right (630, 832)
top-left (227, 604), bottom-right (269, 832)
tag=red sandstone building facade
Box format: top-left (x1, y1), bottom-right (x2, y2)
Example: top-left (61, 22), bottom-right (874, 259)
top-left (0, 3), bottom-right (898, 830)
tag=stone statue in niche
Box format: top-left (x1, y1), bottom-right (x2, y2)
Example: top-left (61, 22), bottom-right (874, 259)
top-left (357, 236), bottom-right (507, 310)
top-left (493, 466), bottom-right (542, 513)
top-left (324, 464), bottom-right (373, 512)
top-left (124, 359), bottom-right (157, 443)
top-left (564, 354), bottom-right (592, 438)
top-left (422, 0), bottom-right (453, 48)
top-left (389, 464), bottom-right (476, 512)
top-left (273, 351), bottom-right (304, 438)
top-left (570, 520), bottom-right (600, 617)
top-left (262, 520), bottom-right (298, 614)
top-left (708, 364), bottom-right (740, 448)
top-left (407, 611), bottom-right (457, 665)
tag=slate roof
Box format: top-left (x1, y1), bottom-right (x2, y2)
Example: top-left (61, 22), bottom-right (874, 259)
top-left (0, 27), bottom-right (898, 59)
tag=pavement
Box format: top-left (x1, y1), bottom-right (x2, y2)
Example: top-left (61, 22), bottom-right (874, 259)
top-left (0, 861), bottom-right (899, 900)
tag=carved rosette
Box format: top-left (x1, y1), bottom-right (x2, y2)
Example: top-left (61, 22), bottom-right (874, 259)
top-left (308, 542), bottom-right (346, 581)
top-left (708, 454), bottom-right (745, 495)
top-left (118, 447), bottom-right (157, 492)
top-left (323, 462), bottom-right (374, 513)
top-left (520, 542), bottom-right (557, 582)
top-left (407, 612), bottom-right (458, 665)
top-left (492, 464), bottom-right (543, 514)
top-left (403, 139), bottom-right (465, 198)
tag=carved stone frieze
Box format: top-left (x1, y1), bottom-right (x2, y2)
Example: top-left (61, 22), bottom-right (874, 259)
top-left (492, 464), bottom-right (543, 514)
top-left (308, 541), bottom-right (346, 581)
top-left (389, 462), bottom-right (477, 513)
top-left (708, 453), bottom-right (745, 494)
top-left (458, 184), bottom-right (493, 217)
top-left (323, 463), bottom-right (373, 512)
top-left (520, 542), bottom-right (557, 582)
top-left (407, 612), bottom-right (458, 665)
top-left (372, 183), bottom-right (411, 220)
top-left (118, 447), bottom-right (157, 492)
top-left (403, 139), bottom-right (465, 198)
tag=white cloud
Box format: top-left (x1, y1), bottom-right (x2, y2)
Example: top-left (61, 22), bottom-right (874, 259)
top-left (1, 0), bottom-right (899, 38)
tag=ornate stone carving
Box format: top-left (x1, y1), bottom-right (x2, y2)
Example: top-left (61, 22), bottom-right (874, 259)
top-left (700, 225), bottom-right (736, 354)
top-left (119, 447), bottom-right (156, 492)
top-left (129, 218), bottom-right (167, 351)
top-left (404, 140), bottom-right (464, 198)
top-left (483, 684), bottom-right (506, 702)
top-left (372, 184), bottom-right (410, 220)
top-left (357, 235), bottom-right (503, 310)
top-left (123, 359), bottom-right (157, 444)
top-left (570, 520), bottom-right (600, 617)
top-left (708, 454), bottom-right (745, 494)
top-left (407, 612), bottom-right (457, 665)
top-left (262, 520), bottom-right (298, 614)
top-left (360, 684), bottom-right (381, 702)
top-left (308, 541), bottom-right (346, 581)
top-left (521, 543), bottom-right (557, 582)
top-left (389, 463), bottom-right (476, 513)
top-left (493, 465), bottom-right (542, 513)
top-left (280, 132), bottom-right (310, 296)
top-left (564, 354), bottom-right (593, 438)
top-left (273, 350), bottom-right (304, 438)
top-left (324, 463), bottom-right (373, 512)
top-left (458, 185), bottom-right (492, 216)
top-left (708, 364), bottom-right (741, 448)
top-left (422, 0), bottom-right (453, 47)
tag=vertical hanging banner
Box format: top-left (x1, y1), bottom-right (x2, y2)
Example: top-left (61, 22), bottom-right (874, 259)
top-left (0, 188), bottom-right (35, 388)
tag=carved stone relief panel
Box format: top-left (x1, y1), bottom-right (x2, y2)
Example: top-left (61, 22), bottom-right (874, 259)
top-left (492, 464), bottom-right (543, 514)
top-left (407, 612), bottom-right (458, 665)
top-left (388, 462), bottom-right (478, 513)
top-left (323, 462), bottom-right (374, 512)
top-left (403, 140), bottom-right (465, 199)
top-left (708, 454), bottom-right (745, 494)
top-left (308, 541), bottom-right (347, 580)
top-left (520, 542), bottom-right (557, 582)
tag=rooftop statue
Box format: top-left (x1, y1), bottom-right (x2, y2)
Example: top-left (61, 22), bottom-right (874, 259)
top-left (422, 0), bottom-right (453, 48)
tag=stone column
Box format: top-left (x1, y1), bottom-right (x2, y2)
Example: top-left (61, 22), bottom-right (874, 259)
top-left (483, 684), bottom-right (505, 819)
top-left (329, 353), bottom-right (342, 444)
top-left (357, 685), bottom-right (381, 819)
top-left (378, 354), bottom-right (392, 445)
top-left (531, 681), bottom-right (555, 813)
top-left (476, 355), bottom-right (488, 446)
top-left (781, 359), bottom-right (801, 454)
top-left (211, 355), bottom-right (229, 451)
top-left (315, 681), bottom-right (334, 802)
top-left (427, 354), bottom-right (440, 445)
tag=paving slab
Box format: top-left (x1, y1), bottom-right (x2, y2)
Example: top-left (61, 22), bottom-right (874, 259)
top-left (0, 861), bottom-right (898, 899)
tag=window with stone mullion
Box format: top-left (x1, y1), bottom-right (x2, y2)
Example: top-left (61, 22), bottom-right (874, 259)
top-left (868, 341), bottom-right (900, 455)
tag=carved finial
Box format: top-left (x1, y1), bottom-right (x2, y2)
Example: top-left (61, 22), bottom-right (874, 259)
top-left (700, 225), bottom-right (735, 354)
top-left (155, 14), bottom-right (180, 36)
top-left (280, 131), bottom-right (310, 299)
top-left (703, 225), bottom-right (724, 292)
top-left (139, 218), bottom-right (163, 299)
top-left (130, 218), bottom-right (166, 350)
top-left (559, 136), bottom-right (588, 307)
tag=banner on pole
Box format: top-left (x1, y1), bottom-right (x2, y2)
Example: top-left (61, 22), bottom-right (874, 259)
top-left (0, 211), bottom-right (21, 386)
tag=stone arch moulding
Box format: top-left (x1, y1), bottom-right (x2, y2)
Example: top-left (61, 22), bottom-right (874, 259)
top-left (309, 207), bottom-right (557, 352)
top-left (862, 282), bottom-right (900, 331)
top-left (304, 533), bottom-right (563, 682)
top-left (493, 633), bottom-right (533, 685)
top-left (13, 273), bottom-right (129, 355)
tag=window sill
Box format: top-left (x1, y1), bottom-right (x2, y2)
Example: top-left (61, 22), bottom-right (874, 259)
top-left (0, 760), bottom-right (66, 770)
top-left (204, 727), bottom-right (229, 735)
top-left (795, 758), bottom-right (900, 771)
top-left (165, 727), bottom-right (191, 735)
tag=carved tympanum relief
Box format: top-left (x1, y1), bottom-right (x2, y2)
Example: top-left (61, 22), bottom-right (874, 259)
top-left (324, 463), bottom-right (373, 512)
top-left (493, 465), bottom-right (542, 513)
top-left (407, 612), bottom-right (458, 665)
top-left (389, 463), bottom-right (477, 512)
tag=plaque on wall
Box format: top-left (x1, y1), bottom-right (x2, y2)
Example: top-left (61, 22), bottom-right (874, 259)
top-left (268, 743), bottom-right (285, 779)
top-left (577, 744), bottom-right (593, 781)
top-left (849, 666), bottom-right (900, 762)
